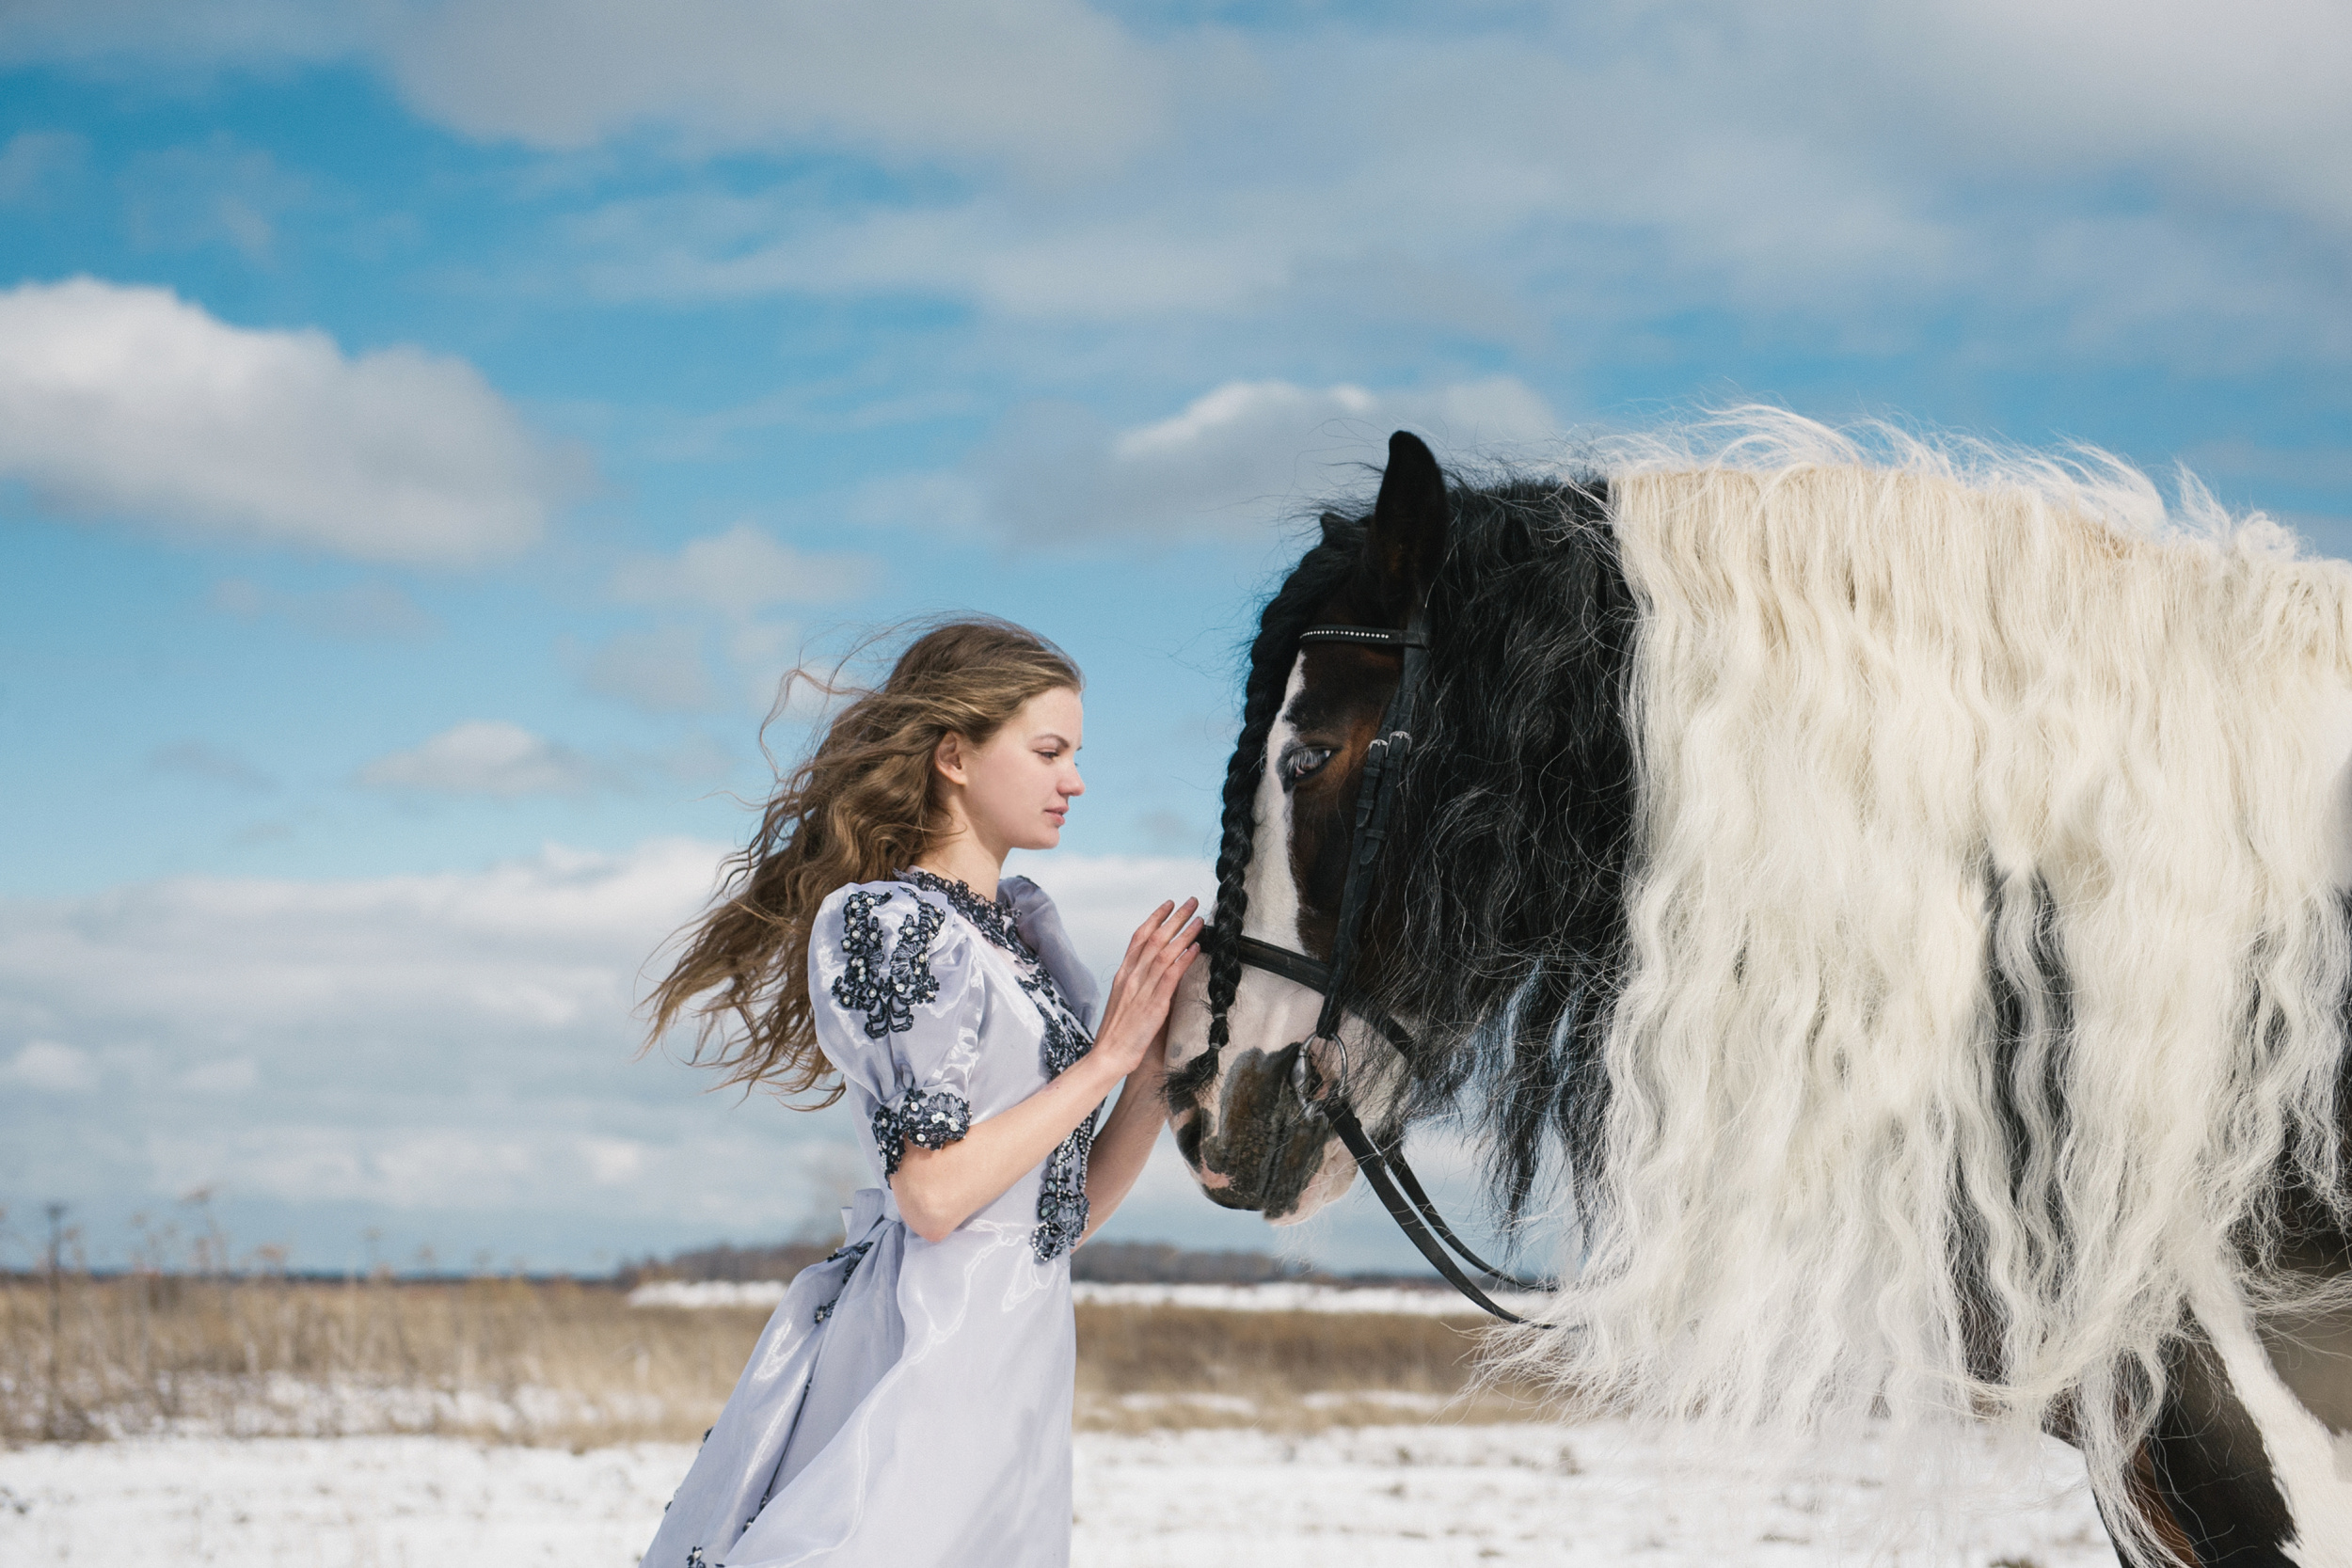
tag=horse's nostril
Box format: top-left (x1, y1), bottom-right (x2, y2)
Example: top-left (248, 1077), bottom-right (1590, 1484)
top-left (1172, 1111), bottom-right (1206, 1169)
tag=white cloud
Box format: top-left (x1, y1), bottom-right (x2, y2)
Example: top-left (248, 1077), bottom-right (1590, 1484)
top-left (967, 377), bottom-right (1561, 545)
top-left (582, 624), bottom-right (718, 715)
top-left (538, 7), bottom-right (2352, 377)
top-left (150, 739), bottom-right (276, 793)
top-left (725, 619), bottom-right (815, 716)
top-left (9, 6), bottom-right (2349, 370)
top-left (209, 577), bottom-right (437, 640)
top-left (9, 3), bottom-right (2348, 241)
top-left (181, 1056), bottom-right (257, 1094)
top-left (0, 278), bottom-right (580, 565)
top-left (357, 721), bottom-right (599, 798)
top-left (120, 135), bottom-right (309, 261)
top-left (0, 840), bottom-right (726, 1118)
top-left (0, 130), bottom-right (84, 202)
top-left (600, 526), bottom-right (875, 711)
top-left (3, 1039), bottom-right (100, 1093)
top-left (0, 0), bottom-right (359, 67)
top-left (376, 0), bottom-right (1168, 179)
top-left (1, 0), bottom-right (1168, 181)
top-left (611, 524), bottom-right (877, 619)
top-left (1847, 0), bottom-right (2352, 230)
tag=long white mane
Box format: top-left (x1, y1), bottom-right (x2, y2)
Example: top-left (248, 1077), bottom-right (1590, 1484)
top-left (1522, 415), bottom-right (2352, 1546)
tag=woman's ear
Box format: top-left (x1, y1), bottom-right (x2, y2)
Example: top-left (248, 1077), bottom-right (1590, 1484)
top-left (932, 732), bottom-right (968, 786)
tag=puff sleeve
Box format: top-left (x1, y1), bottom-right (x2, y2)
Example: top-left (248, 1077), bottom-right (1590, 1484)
top-left (809, 881), bottom-right (986, 1177)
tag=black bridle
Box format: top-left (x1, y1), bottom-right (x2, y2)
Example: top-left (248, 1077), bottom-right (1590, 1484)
top-left (1204, 613), bottom-right (1553, 1326)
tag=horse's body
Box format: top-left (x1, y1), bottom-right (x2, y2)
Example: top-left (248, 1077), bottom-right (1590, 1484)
top-left (1163, 420), bottom-right (2352, 1564)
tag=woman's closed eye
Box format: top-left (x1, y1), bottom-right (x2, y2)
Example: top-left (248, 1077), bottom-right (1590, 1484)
top-left (1280, 745), bottom-right (1334, 786)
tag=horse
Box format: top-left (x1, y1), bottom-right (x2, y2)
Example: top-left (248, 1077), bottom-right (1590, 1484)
top-left (1161, 415), bottom-right (2352, 1565)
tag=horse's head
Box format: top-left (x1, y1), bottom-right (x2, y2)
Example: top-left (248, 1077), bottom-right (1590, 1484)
top-left (1164, 432), bottom-right (1637, 1227)
top-left (1161, 433), bottom-right (1451, 1221)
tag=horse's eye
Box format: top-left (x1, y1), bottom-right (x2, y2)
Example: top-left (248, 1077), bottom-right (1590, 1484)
top-left (1281, 746), bottom-right (1335, 785)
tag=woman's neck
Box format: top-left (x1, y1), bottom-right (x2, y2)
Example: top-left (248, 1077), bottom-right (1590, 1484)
top-left (911, 831), bottom-right (1004, 902)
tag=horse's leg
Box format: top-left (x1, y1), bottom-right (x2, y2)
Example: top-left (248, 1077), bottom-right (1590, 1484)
top-left (2091, 1216), bottom-right (2352, 1566)
top-left (2098, 1328), bottom-right (2296, 1565)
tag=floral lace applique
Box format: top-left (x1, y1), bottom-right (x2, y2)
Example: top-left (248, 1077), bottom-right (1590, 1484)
top-left (871, 1085), bottom-right (972, 1178)
top-left (898, 869), bottom-right (1098, 1260)
top-left (830, 890), bottom-right (945, 1038)
top-left (1032, 1127), bottom-right (1091, 1262)
top-left (813, 1238), bottom-right (876, 1324)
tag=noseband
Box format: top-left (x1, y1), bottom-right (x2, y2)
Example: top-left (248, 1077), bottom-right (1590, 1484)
top-left (1203, 613), bottom-right (1552, 1326)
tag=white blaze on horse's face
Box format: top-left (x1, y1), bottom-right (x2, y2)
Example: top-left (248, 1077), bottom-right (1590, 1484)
top-left (1166, 657), bottom-right (1409, 1224)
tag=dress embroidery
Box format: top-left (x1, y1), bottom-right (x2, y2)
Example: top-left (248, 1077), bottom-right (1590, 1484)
top-left (813, 1239), bottom-right (876, 1324)
top-left (870, 1086), bottom-right (972, 1178)
top-left (898, 869), bottom-right (1099, 1260)
top-left (831, 890), bottom-right (944, 1038)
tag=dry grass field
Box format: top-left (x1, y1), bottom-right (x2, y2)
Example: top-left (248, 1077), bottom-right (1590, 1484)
top-left (0, 1274), bottom-right (1549, 1449)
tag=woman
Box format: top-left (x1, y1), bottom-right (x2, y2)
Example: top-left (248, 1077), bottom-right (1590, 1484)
top-left (640, 619), bottom-right (1200, 1568)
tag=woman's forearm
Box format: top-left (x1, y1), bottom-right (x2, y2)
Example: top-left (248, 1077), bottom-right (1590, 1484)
top-left (891, 1057), bottom-right (1120, 1243)
top-left (1078, 1060), bottom-right (1167, 1245)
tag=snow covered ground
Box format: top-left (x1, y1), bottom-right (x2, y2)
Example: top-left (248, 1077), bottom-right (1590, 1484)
top-left (0, 1419), bottom-right (2116, 1566)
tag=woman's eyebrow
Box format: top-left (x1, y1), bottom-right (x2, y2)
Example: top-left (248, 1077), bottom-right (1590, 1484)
top-left (1033, 732), bottom-right (1072, 748)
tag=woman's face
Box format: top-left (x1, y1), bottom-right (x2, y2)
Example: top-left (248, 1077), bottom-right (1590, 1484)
top-left (946, 687), bottom-right (1086, 852)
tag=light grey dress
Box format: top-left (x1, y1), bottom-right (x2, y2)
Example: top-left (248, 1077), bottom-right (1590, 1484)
top-left (643, 869), bottom-right (1103, 1568)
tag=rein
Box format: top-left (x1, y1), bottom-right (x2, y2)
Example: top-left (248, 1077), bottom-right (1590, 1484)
top-left (1205, 615), bottom-right (1553, 1327)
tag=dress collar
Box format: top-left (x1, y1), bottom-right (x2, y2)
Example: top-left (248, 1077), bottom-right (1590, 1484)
top-left (898, 867), bottom-right (1032, 958)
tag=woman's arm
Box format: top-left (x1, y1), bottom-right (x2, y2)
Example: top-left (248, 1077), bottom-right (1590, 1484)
top-left (892, 1051), bottom-right (1121, 1242)
top-left (1077, 1030), bottom-right (1167, 1245)
top-left (892, 897), bottom-right (1199, 1244)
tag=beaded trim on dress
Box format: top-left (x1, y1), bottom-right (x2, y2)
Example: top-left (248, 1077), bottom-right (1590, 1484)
top-left (871, 1085), bottom-right (972, 1177)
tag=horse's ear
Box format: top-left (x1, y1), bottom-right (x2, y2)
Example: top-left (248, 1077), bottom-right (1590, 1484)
top-left (1318, 511), bottom-right (1351, 547)
top-left (1364, 431), bottom-right (1447, 604)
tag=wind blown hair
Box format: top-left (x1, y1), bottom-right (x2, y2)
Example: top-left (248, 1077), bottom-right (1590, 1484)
top-left (646, 619), bottom-right (1081, 1102)
top-left (1540, 420), bottom-right (2352, 1556)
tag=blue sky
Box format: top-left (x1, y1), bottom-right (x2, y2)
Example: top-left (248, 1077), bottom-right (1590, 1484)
top-left (4, 0), bottom-right (2349, 1275)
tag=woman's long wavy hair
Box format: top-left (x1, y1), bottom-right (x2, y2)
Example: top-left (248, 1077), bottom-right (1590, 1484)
top-left (646, 618), bottom-right (1082, 1103)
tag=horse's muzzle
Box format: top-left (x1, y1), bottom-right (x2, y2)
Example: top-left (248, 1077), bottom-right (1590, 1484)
top-left (1178, 1041), bottom-right (1338, 1218)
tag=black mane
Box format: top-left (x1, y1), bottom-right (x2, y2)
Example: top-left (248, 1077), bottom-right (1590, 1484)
top-left (1201, 475), bottom-right (1641, 1227)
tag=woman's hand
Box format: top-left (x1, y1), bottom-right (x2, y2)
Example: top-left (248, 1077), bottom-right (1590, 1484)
top-left (1074, 899), bottom-right (1199, 1243)
top-left (1085, 898), bottom-right (1202, 1085)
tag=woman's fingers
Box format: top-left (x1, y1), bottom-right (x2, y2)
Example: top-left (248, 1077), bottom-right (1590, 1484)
top-left (1153, 917), bottom-right (1203, 972)
top-left (1094, 899), bottom-right (1204, 1070)
top-left (1110, 900), bottom-right (1200, 996)
top-left (1147, 897), bottom-right (1198, 949)
top-left (1120, 901), bottom-right (1174, 963)
top-left (1148, 942), bottom-right (1200, 1001)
